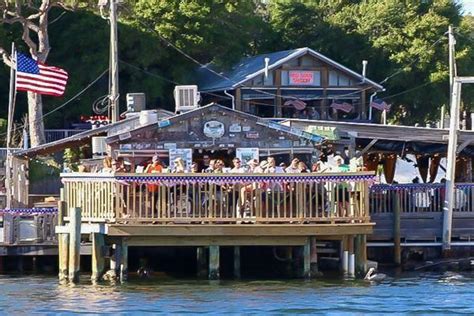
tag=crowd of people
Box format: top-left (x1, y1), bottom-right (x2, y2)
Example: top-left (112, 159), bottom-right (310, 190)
top-left (76, 154), bottom-right (356, 175)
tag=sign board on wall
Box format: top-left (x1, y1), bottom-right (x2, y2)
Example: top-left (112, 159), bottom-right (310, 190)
top-left (169, 148), bottom-right (193, 170)
top-left (289, 71), bottom-right (314, 85)
top-left (236, 148), bottom-right (259, 164)
top-left (204, 121), bottom-right (225, 138)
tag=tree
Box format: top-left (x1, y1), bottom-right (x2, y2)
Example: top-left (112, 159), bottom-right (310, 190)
top-left (0, 0), bottom-right (79, 146)
top-left (130, 0), bottom-right (272, 69)
top-left (266, 0), bottom-right (468, 124)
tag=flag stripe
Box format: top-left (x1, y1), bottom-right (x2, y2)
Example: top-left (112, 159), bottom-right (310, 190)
top-left (17, 77), bottom-right (67, 91)
top-left (16, 53), bottom-right (68, 97)
top-left (17, 72), bottom-right (67, 85)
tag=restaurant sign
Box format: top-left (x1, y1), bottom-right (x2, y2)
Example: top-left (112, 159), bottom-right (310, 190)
top-left (289, 71), bottom-right (314, 85)
top-left (305, 125), bottom-right (339, 140)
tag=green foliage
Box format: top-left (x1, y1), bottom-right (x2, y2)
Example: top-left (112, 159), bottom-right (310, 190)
top-left (29, 157), bottom-right (61, 182)
top-left (1, 0), bottom-right (473, 127)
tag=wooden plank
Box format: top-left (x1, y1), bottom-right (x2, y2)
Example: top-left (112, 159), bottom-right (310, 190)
top-left (121, 236), bottom-right (309, 247)
top-left (106, 223), bottom-right (374, 237)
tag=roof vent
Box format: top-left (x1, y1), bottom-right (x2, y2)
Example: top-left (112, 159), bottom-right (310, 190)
top-left (174, 85), bottom-right (200, 113)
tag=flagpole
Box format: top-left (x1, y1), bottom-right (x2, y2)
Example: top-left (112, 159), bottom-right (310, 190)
top-left (5, 42), bottom-right (16, 209)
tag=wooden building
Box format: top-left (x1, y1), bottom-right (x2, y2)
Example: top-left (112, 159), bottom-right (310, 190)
top-left (197, 47), bottom-right (383, 120)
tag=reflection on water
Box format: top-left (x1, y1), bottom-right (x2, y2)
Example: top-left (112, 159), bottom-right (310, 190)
top-left (1, 272), bottom-right (474, 314)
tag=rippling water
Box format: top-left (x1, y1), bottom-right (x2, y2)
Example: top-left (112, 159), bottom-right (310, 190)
top-left (1, 272), bottom-right (474, 314)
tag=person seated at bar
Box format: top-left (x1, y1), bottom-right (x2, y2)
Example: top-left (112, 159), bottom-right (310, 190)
top-left (203, 159), bottom-right (216, 173)
top-left (213, 159), bottom-right (225, 173)
top-left (265, 157), bottom-right (277, 173)
top-left (298, 161), bottom-right (309, 173)
top-left (113, 157), bottom-right (127, 173)
top-left (285, 158), bottom-right (301, 173)
top-left (230, 157), bottom-right (246, 173)
top-left (246, 159), bottom-right (259, 173)
top-left (190, 161), bottom-right (199, 173)
top-left (254, 160), bottom-right (268, 173)
top-left (172, 157), bottom-right (186, 173)
top-left (100, 156), bottom-right (113, 173)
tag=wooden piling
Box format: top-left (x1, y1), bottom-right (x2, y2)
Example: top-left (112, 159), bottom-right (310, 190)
top-left (110, 243), bottom-right (121, 279)
top-left (310, 236), bottom-right (318, 275)
top-left (68, 207), bottom-right (81, 283)
top-left (303, 238), bottom-right (311, 279)
top-left (208, 245), bottom-right (220, 280)
top-left (57, 201), bottom-right (69, 282)
top-left (393, 193), bottom-right (401, 265)
top-left (120, 239), bottom-right (128, 282)
top-left (354, 234), bottom-right (367, 277)
top-left (91, 233), bottom-right (105, 282)
top-left (196, 247), bottom-right (207, 278)
top-left (234, 246), bottom-right (241, 279)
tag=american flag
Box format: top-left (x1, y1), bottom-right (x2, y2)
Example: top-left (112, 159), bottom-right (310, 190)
top-left (370, 99), bottom-right (391, 112)
top-left (16, 53), bottom-right (68, 97)
top-left (330, 101), bottom-right (353, 113)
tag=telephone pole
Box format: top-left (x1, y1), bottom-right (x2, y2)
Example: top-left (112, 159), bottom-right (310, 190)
top-left (99, 0), bottom-right (120, 123)
top-left (109, 0), bottom-right (120, 123)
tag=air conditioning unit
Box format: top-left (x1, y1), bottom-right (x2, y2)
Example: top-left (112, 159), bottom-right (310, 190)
top-left (126, 93), bottom-right (146, 112)
top-left (174, 85), bottom-right (200, 113)
top-left (92, 136), bottom-right (107, 158)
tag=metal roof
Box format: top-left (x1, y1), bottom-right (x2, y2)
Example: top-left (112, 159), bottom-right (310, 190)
top-left (197, 47), bottom-right (384, 92)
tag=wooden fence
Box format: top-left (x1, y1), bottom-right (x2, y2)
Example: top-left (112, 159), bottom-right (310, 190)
top-left (61, 172), bottom-right (375, 224)
top-left (370, 183), bottom-right (474, 214)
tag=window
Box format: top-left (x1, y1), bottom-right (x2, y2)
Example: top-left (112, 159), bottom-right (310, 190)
top-left (329, 70), bottom-right (353, 86)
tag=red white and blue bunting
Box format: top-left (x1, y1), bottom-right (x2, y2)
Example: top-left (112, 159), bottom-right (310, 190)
top-left (0, 208), bottom-right (58, 215)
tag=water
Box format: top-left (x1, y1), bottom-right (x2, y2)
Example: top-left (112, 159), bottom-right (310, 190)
top-left (1, 272), bottom-right (474, 314)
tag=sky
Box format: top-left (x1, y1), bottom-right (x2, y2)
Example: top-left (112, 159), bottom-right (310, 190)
top-left (462, 0), bottom-right (474, 15)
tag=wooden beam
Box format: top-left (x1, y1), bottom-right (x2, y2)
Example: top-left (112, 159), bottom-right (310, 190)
top-left (234, 246), bottom-right (241, 279)
top-left (57, 201), bottom-right (69, 283)
top-left (303, 238), bottom-right (311, 279)
top-left (457, 139), bottom-right (473, 154)
top-left (354, 234), bottom-right (367, 277)
top-left (91, 233), bottom-right (105, 282)
top-left (106, 224), bottom-right (374, 238)
top-left (209, 245), bottom-right (220, 280)
top-left (356, 139), bottom-right (378, 158)
top-left (120, 239), bottom-right (128, 282)
top-left (68, 207), bottom-right (81, 283)
top-left (121, 236), bottom-right (309, 247)
top-left (196, 247), bottom-right (207, 278)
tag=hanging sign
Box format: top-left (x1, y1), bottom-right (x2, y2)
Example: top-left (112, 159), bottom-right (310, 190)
top-left (169, 148), bottom-right (192, 170)
top-left (229, 123), bottom-right (242, 133)
top-left (236, 148), bottom-right (259, 164)
top-left (203, 120), bottom-right (225, 138)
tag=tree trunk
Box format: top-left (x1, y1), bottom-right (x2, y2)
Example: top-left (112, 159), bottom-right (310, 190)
top-left (28, 92), bottom-right (46, 146)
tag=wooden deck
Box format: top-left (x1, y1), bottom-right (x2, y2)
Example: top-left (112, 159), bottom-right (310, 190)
top-left (61, 172), bottom-right (374, 227)
top-left (369, 183), bottom-right (474, 243)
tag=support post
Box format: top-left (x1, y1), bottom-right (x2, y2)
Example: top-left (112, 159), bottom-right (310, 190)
top-left (354, 234), bottom-right (367, 277)
top-left (233, 246), bottom-right (241, 279)
top-left (109, 0), bottom-right (120, 123)
top-left (208, 245), bottom-right (220, 280)
top-left (110, 243), bottom-right (121, 278)
top-left (91, 233), bottom-right (105, 282)
top-left (393, 192), bottom-right (401, 265)
top-left (120, 239), bottom-right (128, 282)
top-left (196, 247), bottom-right (207, 278)
top-left (348, 254), bottom-right (355, 278)
top-left (68, 207), bottom-right (81, 283)
top-left (310, 236), bottom-right (318, 276)
top-left (443, 78), bottom-right (461, 251)
top-left (303, 238), bottom-right (311, 279)
top-left (57, 201), bottom-right (69, 282)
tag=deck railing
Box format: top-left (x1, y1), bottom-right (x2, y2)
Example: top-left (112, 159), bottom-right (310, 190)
top-left (61, 172), bottom-right (375, 224)
top-left (370, 183), bottom-right (474, 214)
